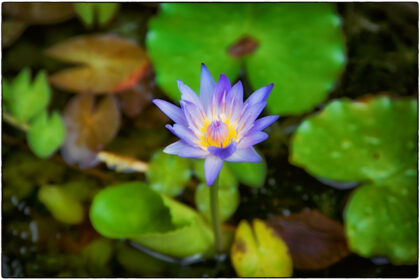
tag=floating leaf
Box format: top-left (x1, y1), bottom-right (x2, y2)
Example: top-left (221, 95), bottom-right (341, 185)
top-left (227, 154), bottom-right (267, 188)
top-left (192, 159), bottom-right (238, 189)
top-left (345, 183), bottom-right (417, 265)
top-left (147, 3), bottom-right (345, 115)
top-left (90, 182), bottom-right (214, 257)
top-left (74, 3), bottom-right (120, 28)
top-left (290, 97), bottom-right (418, 264)
top-left (81, 238), bottom-right (114, 268)
top-left (61, 95), bottom-right (121, 169)
top-left (90, 182), bottom-right (174, 238)
top-left (146, 151), bottom-right (191, 197)
top-left (27, 111), bottom-right (66, 159)
top-left (38, 185), bottom-right (84, 224)
top-left (266, 210), bottom-right (350, 270)
top-left (3, 68), bottom-right (50, 123)
top-left (2, 20), bottom-right (27, 48)
top-left (231, 219), bottom-right (293, 277)
top-left (3, 3), bottom-right (75, 24)
top-left (195, 182), bottom-right (239, 223)
top-left (46, 34), bottom-right (149, 94)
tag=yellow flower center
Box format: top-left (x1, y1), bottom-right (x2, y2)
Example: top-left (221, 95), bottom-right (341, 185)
top-left (202, 120), bottom-right (237, 148)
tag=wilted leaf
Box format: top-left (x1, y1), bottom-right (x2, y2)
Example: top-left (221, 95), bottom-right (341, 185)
top-left (146, 151), bottom-right (191, 197)
top-left (3, 3), bottom-right (75, 24)
top-left (231, 219), bottom-right (293, 277)
top-left (27, 110), bottom-right (66, 159)
top-left (74, 3), bottom-right (120, 28)
top-left (97, 151), bottom-right (148, 173)
top-left (38, 185), bottom-right (84, 224)
top-left (61, 95), bottom-right (121, 169)
top-left (3, 68), bottom-right (50, 123)
top-left (147, 3), bottom-right (345, 115)
top-left (266, 210), bottom-right (350, 270)
top-left (2, 20), bottom-right (27, 48)
top-left (46, 34), bottom-right (149, 94)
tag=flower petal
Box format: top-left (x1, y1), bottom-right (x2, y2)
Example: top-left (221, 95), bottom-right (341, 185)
top-left (237, 101), bottom-right (267, 137)
top-left (245, 84), bottom-right (273, 106)
top-left (204, 156), bottom-right (224, 186)
top-left (228, 81), bottom-right (244, 104)
top-left (246, 115), bottom-right (279, 135)
top-left (237, 132), bottom-right (268, 149)
top-left (208, 141), bottom-right (237, 160)
top-left (200, 63), bottom-right (215, 108)
top-left (163, 140), bottom-right (208, 158)
top-left (153, 99), bottom-right (188, 126)
top-left (226, 147), bottom-right (262, 163)
top-left (165, 124), bottom-right (199, 147)
top-left (177, 80), bottom-right (202, 107)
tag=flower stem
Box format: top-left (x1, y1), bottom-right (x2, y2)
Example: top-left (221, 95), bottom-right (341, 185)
top-left (210, 177), bottom-right (223, 254)
top-left (3, 112), bottom-right (30, 132)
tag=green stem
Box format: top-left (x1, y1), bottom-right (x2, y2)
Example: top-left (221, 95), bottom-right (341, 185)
top-left (210, 177), bottom-right (223, 254)
top-left (3, 112), bottom-right (30, 131)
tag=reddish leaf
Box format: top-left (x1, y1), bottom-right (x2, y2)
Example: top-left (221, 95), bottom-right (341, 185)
top-left (3, 3), bottom-right (75, 24)
top-left (46, 34), bottom-right (149, 94)
top-left (61, 95), bottom-right (121, 169)
top-left (266, 209), bottom-right (350, 270)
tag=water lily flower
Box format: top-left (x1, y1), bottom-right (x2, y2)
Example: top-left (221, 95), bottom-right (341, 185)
top-left (153, 64), bottom-right (278, 186)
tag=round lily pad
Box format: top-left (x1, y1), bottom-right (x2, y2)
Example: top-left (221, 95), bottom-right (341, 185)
top-left (146, 150), bottom-right (191, 197)
top-left (147, 3), bottom-right (345, 115)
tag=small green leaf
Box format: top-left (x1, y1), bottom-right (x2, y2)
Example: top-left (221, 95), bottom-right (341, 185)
top-left (81, 238), bottom-right (114, 267)
top-left (345, 183), bottom-right (417, 265)
top-left (192, 159), bottom-right (238, 189)
top-left (227, 155), bottom-right (267, 188)
top-left (27, 110), bottom-right (66, 159)
top-left (38, 185), bottom-right (84, 224)
top-left (231, 219), bottom-right (293, 277)
top-left (90, 182), bottom-right (174, 238)
top-left (5, 69), bottom-right (50, 122)
top-left (74, 3), bottom-right (119, 28)
top-left (195, 182), bottom-right (239, 223)
top-left (147, 3), bottom-right (345, 115)
top-left (146, 151), bottom-right (191, 196)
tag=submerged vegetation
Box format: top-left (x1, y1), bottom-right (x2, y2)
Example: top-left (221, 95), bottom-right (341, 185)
top-left (2, 3), bottom-right (418, 277)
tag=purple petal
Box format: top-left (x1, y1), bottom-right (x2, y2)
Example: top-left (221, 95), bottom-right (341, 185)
top-left (163, 140), bottom-right (208, 158)
top-left (226, 147), bottom-right (262, 162)
top-left (180, 100), bottom-right (206, 133)
top-left (237, 101), bottom-right (267, 137)
top-left (237, 132), bottom-right (268, 149)
top-left (207, 141), bottom-right (237, 160)
top-left (213, 74), bottom-right (231, 107)
top-left (246, 115), bottom-right (279, 135)
top-left (153, 99), bottom-right (188, 126)
top-left (165, 124), bottom-right (199, 147)
top-left (177, 80), bottom-right (202, 108)
top-left (200, 63), bottom-right (215, 108)
top-left (228, 81), bottom-right (244, 104)
top-left (245, 84), bottom-right (273, 106)
top-left (204, 156), bottom-right (224, 186)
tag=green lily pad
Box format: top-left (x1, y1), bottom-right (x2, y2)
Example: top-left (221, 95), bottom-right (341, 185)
top-left (290, 96), bottom-right (418, 264)
top-left (195, 182), bottom-right (240, 223)
top-left (38, 185), bottom-right (84, 224)
top-left (81, 238), bottom-right (114, 268)
top-left (146, 150), bottom-right (191, 197)
top-left (146, 3), bottom-right (345, 115)
top-left (90, 182), bottom-right (214, 258)
top-left (27, 110), bottom-right (66, 159)
top-left (291, 97), bottom-right (417, 184)
top-left (231, 219), bottom-right (293, 277)
top-left (90, 182), bottom-right (174, 238)
top-left (227, 154), bottom-right (267, 188)
top-left (3, 68), bottom-right (50, 122)
top-left (74, 3), bottom-right (119, 28)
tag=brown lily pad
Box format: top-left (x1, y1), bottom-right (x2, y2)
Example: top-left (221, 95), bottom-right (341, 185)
top-left (3, 3), bottom-right (75, 24)
top-left (61, 95), bottom-right (121, 169)
top-left (2, 20), bottom-right (27, 48)
top-left (266, 209), bottom-right (350, 270)
top-left (46, 34), bottom-right (149, 94)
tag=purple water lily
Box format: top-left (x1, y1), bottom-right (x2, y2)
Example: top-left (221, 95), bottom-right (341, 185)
top-left (153, 64), bottom-right (278, 186)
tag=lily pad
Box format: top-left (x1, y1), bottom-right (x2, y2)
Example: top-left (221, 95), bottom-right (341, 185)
top-left (3, 68), bottom-right (50, 123)
top-left (345, 183), bottom-right (417, 265)
top-left (3, 3), bottom-right (75, 24)
top-left (61, 95), bottom-right (121, 168)
top-left (27, 111), bottom-right (66, 159)
top-left (231, 219), bottom-right (293, 277)
top-left (74, 3), bottom-right (120, 28)
top-left (227, 156), bottom-right (267, 188)
top-left (194, 182), bottom-right (240, 223)
top-left (147, 3), bottom-right (345, 115)
top-left (290, 97), bottom-right (418, 264)
top-left (146, 150), bottom-right (191, 197)
top-left (46, 34), bottom-right (149, 94)
top-left (2, 20), bottom-right (27, 48)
